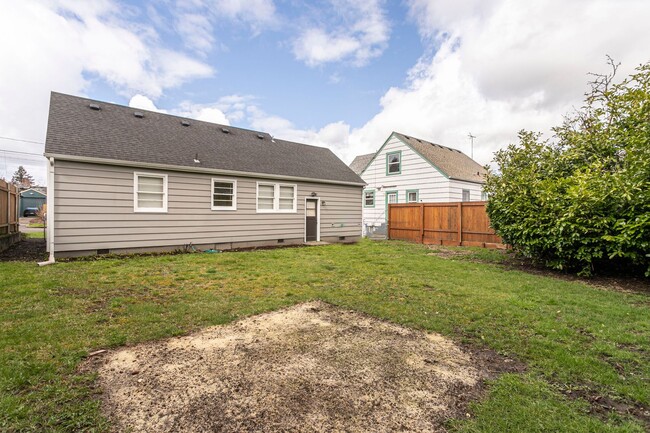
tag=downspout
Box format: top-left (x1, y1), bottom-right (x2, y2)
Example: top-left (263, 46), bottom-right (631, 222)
top-left (38, 157), bottom-right (55, 266)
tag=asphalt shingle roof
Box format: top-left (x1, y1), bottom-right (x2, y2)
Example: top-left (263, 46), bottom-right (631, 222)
top-left (349, 153), bottom-right (374, 175)
top-left (350, 132), bottom-right (486, 183)
top-left (44, 92), bottom-right (365, 185)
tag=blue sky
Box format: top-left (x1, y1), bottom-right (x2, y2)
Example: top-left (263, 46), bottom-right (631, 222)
top-left (1, 0), bottom-right (649, 185)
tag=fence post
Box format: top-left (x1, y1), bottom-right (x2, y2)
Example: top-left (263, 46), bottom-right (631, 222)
top-left (6, 185), bottom-right (10, 235)
top-left (420, 203), bottom-right (424, 244)
top-left (457, 202), bottom-right (462, 246)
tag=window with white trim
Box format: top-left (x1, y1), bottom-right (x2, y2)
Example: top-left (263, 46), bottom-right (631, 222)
top-left (462, 189), bottom-right (470, 202)
top-left (211, 178), bottom-right (237, 210)
top-left (134, 172), bottom-right (167, 212)
top-left (257, 183), bottom-right (297, 212)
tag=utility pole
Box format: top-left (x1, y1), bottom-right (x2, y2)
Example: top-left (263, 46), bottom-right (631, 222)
top-left (468, 133), bottom-right (476, 159)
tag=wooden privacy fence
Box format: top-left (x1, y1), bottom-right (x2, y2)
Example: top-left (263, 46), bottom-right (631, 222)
top-left (0, 179), bottom-right (19, 236)
top-left (388, 201), bottom-right (504, 248)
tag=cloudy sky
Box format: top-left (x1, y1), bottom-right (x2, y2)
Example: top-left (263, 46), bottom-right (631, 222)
top-left (1, 0), bottom-right (648, 185)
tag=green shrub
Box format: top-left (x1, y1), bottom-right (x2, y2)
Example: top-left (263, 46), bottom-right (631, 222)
top-left (485, 60), bottom-right (650, 276)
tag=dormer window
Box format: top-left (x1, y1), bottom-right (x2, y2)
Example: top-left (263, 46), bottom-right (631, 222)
top-left (386, 151), bottom-right (401, 175)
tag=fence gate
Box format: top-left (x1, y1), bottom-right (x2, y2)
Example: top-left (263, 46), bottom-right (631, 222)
top-left (387, 201), bottom-right (504, 248)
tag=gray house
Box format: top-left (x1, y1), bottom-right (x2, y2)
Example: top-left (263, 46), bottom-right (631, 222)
top-left (43, 92), bottom-right (364, 258)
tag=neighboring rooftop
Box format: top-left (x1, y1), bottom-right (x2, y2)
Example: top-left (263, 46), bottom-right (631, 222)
top-left (351, 132), bottom-right (486, 183)
top-left (349, 153), bottom-right (374, 175)
top-left (44, 92), bottom-right (364, 185)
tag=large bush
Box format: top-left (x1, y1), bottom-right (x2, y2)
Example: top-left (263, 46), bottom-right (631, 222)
top-left (485, 61), bottom-right (650, 276)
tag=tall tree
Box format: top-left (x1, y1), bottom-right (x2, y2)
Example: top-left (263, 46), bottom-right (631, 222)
top-left (11, 166), bottom-right (34, 188)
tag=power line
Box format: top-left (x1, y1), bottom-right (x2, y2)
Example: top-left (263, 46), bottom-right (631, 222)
top-left (0, 149), bottom-right (44, 157)
top-left (0, 135), bottom-right (44, 145)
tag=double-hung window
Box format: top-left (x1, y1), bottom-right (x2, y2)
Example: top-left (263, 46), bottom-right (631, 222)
top-left (134, 172), bottom-right (167, 212)
top-left (211, 178), bottom-right (237, 210)
top-left (462, 189), bottom-right (471, 202)
top-left (257, 183), bottom-right (297, 212)
top-left (386, 151), bottom-right (401, 175)
top-left (364, 190), bottom-right (375, 208)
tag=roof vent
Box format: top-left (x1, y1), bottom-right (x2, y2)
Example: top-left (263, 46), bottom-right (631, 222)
top-left (257, 133), bottom-right (265, 139)
top-left (181, 120), bottom-right (191, 127)
top-left (221, 127), bottom-right (230, 134)
top-left (89, 104), bottom-right (101, 111)
top-left (133, 112), bottom-right (144, 118)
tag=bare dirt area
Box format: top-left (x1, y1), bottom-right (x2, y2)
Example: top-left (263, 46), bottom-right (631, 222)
top-left (0, 238), bottom-right (47, 262)
top-left (86, 302), bottom-right (519, 432)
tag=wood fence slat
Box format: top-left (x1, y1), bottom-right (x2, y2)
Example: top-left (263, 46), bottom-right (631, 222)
top-left (387, 201), bottom-right (504, 248)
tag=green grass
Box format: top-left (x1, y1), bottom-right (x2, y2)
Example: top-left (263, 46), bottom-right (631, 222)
top-left (0, 240), bottom-right (648, 432)
top-left (27, 223), bottom-right (45, 228)
top-left (23, 231), bottom-right (45, 239)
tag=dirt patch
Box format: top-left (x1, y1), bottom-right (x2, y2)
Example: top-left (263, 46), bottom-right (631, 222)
top-left (85, 302), bottom-right (519, 432)
top-left (0, 237), bottom-right (47, 262)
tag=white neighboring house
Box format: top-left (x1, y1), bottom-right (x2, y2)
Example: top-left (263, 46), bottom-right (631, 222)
top-left (349, 131), bottom-right (487, 237)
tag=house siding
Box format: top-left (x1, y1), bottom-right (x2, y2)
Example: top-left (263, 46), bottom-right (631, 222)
top-left (360, 135), bottom-right (448, 232)
top-left (53, 160), bottom-right (362, 256)
top-left (449, 179), bottom-right (485, 202)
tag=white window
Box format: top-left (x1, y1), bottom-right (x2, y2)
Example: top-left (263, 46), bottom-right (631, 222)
top-left (364, 190), bottom-right (375, 207)
top-left (407, 190), bottom-right (418, 203)
top-left (386, 191), bottom-right (398, 205)
top-left (462, 189), bottom-right (470, 202)
top-left (211, 178), bottom-right (237, 210)
top-left (481, 191), bottom-right (488, 201)
top-left (257, 182), bottom-right (297, 212)
top-left (134, 172), bottom-right (167, 212)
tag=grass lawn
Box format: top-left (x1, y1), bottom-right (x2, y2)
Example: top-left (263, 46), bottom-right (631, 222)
top-left (27, 223), bottom-right (45, 228)
top-left (1, 240), bottom-right (648, 432)
top-left (22, 231), bottom-right (45, 239)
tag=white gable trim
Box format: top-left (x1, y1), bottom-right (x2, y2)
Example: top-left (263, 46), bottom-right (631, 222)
top-left (359, 132), bottom-right (450, 179)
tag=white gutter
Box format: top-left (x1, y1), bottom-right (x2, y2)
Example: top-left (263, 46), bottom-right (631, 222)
top-left (43, 153), bottom-right (367, 187)
top-left (38, 157), bottom-right (55, 266)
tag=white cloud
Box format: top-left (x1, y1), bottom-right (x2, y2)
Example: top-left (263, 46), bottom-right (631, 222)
top-left (172, 0), bottom-right (277, 54)
top-left (129, 94), bottom-right (230, 126)
top-left (344, 0), bottom-right (650, 166)
top-left (0, 0), bottom-right (214, 183)
top-left (292, 0), bottom-right (390, 67)
top-left (129, 94), bottom-right (166, 112)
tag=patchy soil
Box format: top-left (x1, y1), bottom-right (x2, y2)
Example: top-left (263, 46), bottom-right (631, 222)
top-left (0, 238), bottom-right (47, 262)
top-left (85, 302), bottom-right (520, 432)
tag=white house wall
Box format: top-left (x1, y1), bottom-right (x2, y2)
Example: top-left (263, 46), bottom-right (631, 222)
top-left (449, 179), bottom-right (485, 202)
top-left (360, 135), bottom-right (449, 230)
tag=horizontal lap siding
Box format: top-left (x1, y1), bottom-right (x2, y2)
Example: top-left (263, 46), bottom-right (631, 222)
top-left (53, 160), bottom-right (361, 253)
top-left (449, 179), bottom-right (484, 202)
top-left (360, 135), bottom-right (449, 227)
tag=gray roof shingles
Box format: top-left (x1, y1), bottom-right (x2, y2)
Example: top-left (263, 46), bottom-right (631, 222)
top-left (44, 92), bottom-right (365, 185)
top-left (348, 153), bottom-right (375, 175)
top-left (350, 132), bottom-right (486, 183)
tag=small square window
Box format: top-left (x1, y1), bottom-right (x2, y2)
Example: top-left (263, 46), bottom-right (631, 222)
top-left (212, 178), bottom-right (237, 210)
top-left (407, 190), bottom-right (418, 203)
top-left (134, 172), bottom-right (167, 212)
